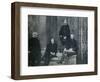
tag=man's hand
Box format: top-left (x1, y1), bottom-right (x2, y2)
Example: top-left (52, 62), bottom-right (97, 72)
top-left (69, 48), bottom-right (73, 51)
top-left (68, 48), bottom-right (75, 52)
top-left (50, 52), bottom-right (55, 55)
top-left (63, 48), bottom-right (74, 52)
top-left (64, 48), bottom-right (67, 52)
top-left (64, 36), bottom-right (67, 39)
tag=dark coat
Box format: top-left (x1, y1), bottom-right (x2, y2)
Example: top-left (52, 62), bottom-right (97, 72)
top-left (65, 38), bottom-right (78, 56)
top-left (70, 39), bottom-right (78, 52)
top-left (44, 42), bottom-right (57, 65)
top-left (59, 24), bottom-right (70, 45)
top-left (29, 37), bottom-right (41, 52)
top-left (64, 38), bottom-right (71, 49)
top-left (45, 43), bottom-right (57, 57)
top-left (28, 37), bottom-right (41, 66)
top-left (60, 38), bottom-right (78, 63)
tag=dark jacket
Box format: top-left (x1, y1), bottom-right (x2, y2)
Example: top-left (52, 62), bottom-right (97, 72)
top-left (45, 42), bottom-right (57, 57)
top-left (28, 37), bottom-right (41, 66)
top-left (70, 39), bottom-right (78, 52)
top-left (29, 37), bottom-right (41, 52)
top-left (44, 42), bottom-right (57, 65)
top-left (65, 38), bottom-right (78, 56)
top-left (59, 24), bottom-right (70, 45)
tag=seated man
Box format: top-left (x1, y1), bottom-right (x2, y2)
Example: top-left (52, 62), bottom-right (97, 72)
top-left (44, 38), bottom-right (57, 65)
top-left (68, 34), bottom-right (78, 56)
top-left (60, 34), bottom-right (78, 64)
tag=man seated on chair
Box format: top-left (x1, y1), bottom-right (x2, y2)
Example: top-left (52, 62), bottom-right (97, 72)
top-left (44, 38), bottom-right (57, 65)
top-left (67, 34), bottom-right (78, 56)
top-left (59, 34), bottom-right (78, 64)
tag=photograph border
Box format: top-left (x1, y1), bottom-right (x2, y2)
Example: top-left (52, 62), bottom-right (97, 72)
top-left (11, 2), bottom-right (98, 80)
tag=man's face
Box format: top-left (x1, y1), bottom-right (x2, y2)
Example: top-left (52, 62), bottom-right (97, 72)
top-left (51, 38), bottom-right (54, 44)
top-left (71, 34), bottom-right (74, 39)
top-left (32, 32), bottom-right (38, 38)
top-left (64, 36), bottom-right (67, 39)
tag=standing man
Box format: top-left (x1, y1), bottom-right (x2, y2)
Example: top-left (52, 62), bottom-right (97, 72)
top-left (28, 32), bottom-right (41, 66)
top-left (59, 19), bottom-right (70, 46)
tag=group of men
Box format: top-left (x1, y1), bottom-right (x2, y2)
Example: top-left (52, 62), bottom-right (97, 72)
top-left (28, 19), bottom-right (78, 66)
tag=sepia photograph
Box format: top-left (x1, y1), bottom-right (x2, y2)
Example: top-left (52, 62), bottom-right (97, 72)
top-left (28, 15), bottom-right (88, 66)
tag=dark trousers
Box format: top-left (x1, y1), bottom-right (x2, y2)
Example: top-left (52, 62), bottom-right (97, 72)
top-left (28, 51), bottom-right (41, 66)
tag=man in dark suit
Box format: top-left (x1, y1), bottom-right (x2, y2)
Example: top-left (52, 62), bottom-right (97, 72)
top-left (44, 38), bottom-right (57, 65)
top-left (64, 34), bottom-right (78, 56)
top-left (28, 32), bottom-right (41, 66)
top-left (59, 19), bottom-right (70, 46)
top-left (69, 34), bottom-right (78, 54)
top-left (59, 34), bottom-right (78, 64)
